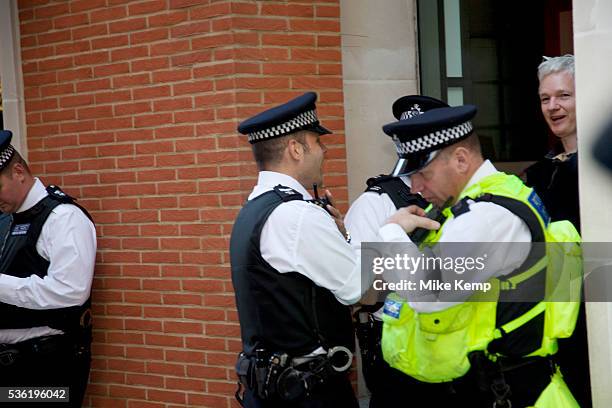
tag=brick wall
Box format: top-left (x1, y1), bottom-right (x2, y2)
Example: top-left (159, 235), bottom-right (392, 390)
top-left (17, 0), bottom-right (346, 407)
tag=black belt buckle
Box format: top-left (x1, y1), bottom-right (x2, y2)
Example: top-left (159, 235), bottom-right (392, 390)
top-left (0, 349), bottom-right (19, 366)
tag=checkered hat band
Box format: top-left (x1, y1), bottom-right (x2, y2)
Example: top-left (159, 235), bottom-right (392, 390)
top-left (0, 145), bottom-right (15, 169)
top-left (248, 109), bottom-right (318, 142)
top-left (394, 121), bottom-right (474, 155)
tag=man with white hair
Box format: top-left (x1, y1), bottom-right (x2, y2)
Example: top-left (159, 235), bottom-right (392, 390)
top-left (524, 54), bottom-right (590, 407)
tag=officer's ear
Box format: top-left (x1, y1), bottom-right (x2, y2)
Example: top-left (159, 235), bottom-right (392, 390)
top-left (451, 146), bottom-right (470, 174)
top-left (287, 138), bottom-right (306, 161)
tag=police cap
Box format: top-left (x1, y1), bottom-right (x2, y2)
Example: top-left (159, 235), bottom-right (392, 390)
top-left (237, 92), bottom-right (331, 144)
top-left (383, 105), bottom-right (477, 174)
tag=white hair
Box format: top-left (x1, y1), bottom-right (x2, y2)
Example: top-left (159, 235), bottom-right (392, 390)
top-left (538, 54), bottom-right (574, 81)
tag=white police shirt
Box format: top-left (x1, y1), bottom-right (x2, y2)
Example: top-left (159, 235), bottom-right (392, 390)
top-left (0, 178), bottom-right (96, 344)
top-left (251, 171), bottom-right (410, 307)
top-left (379, 160), bottom-right (531, 313)
top-left (345, 176), bottom-right (412, 250)
top-left (345, 175), bottom-right (412, 319)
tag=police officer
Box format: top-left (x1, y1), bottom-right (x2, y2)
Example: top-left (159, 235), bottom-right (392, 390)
top-left (378, 105), bottom-right (580, 407)
top-left (0, 130), bottom-right (96, 407)
top-left (230, 92), bottom-right (437, 407)
top-left (345, 95), bottom-right (448, 407)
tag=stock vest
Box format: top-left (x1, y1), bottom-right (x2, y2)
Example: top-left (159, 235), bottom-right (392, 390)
top-left (0, 185), bottom-right (93, 334)
top-left (381, 172), bottom-right (581, 384)
top-left (230, 185), bottom-right (354, 357)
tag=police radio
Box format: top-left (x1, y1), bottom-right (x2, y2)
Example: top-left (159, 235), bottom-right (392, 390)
top-left (409, 196), bottom-right (453, 245)
top-left (308, 183), bottom-right (333, 215)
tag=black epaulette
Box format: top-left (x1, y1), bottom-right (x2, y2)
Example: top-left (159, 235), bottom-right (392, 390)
top-left (46, 185), bottom-right (95, 223)
top-left (365, 175), bottom-right (428, 210)
top-left (46, 185), bottom-right (74, 204)
top-left (272, 185), bottom-right (304, 202)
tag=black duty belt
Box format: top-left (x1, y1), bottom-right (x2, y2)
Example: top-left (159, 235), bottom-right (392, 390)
top-left (234, 346), bottom-right (353, 406)
top-left (0, 335), bottom-right (81, 367)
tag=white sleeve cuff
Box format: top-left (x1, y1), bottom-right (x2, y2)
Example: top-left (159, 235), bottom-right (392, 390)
top-left (378, 223), bottom-right (410, 242)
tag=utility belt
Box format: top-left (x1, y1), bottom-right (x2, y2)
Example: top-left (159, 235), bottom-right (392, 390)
top-left (0, 334), bottom-right (91, 367)
top-left (234, 346), bottom-right (353, 405)
top-left (469, 351), bottom-right (557, 407)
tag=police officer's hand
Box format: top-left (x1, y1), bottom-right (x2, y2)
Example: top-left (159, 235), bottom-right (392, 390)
top-left (386, 205), bottom-right (440, 234)
top-left (324, 189), bottom-right (350, 241)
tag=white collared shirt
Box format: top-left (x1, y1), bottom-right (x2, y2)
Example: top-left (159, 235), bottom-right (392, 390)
top-left (345, 176), bottom-right (412, 250)
top-left (251, 171), bottom-right (410, 306)
top-left (0, 179), bottom-right (97, 343)
top-left (372, 161), bottom-right (532, 313)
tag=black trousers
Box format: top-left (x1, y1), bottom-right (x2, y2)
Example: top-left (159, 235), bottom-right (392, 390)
top-left (242, 372), bottom-right (358, 408)
top-left (0, 336), bottom-right (91, 408)
top-left (557, 302), bottom-right (592, 407)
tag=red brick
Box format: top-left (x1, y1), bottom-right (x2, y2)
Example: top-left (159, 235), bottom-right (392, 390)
top-left (26, 98), bottom-right (58, 112)
top-left (172, 80), bottom-right (213, 95)
top-left (152, 97), bottom-right (192, 112)
top-left (131, 56), bottom-right (170, 72)
top-left (148, 10), bottom-right (188, 27)
top-left (316, 5), bottom-right (340, 18)
top-left (118, 183), bottom-right (156, 196)
top-left (211, 16), bottom-right (232, 31)
top-left (150, 39), bottom-right (190, 56)
top-left (78, 105), bottom-right (113, 120)
top-left (190, 2), bottom-right (231, 19)
top-left (54, 40), bottom-right (91, 56)
top-left (116, 129), bottom-right (155, 142)
top-left (170, 50), bottom-right (212, 67)
top-left (94, 89), bottom-right (130, 104)
top-left (263, 62), bottom-right (317, 75)
top-left (187, 394), bottom-right (229, 407)
top-left (233, 17), bottom-right (287, 31)
top-left (133, 85), bottom-right (171, 100)
top-left (134, 113), bottom-right (172, 128)
top-left (75, 51), bottom-right (110, 66)
top-left (111, 45), bottom-right (150, 62)
top-left (63, 146), bottom-right (98, 160)
top-left (113, 73), bottom-right (151, 88)
top-left (94, 63), bottom-right (130, 78)
top-left (290, 19), bottom-right (340, 32)
top-left (128, 0), bottom-right (167, 16)
top-left (230, 2), bottom-right (257, 15)
top-left (109, 385), bottom-right (147, 400)
top-left (24, 72), bottom-right (57, 86)
top-left (37, 29), bottom-right (72, 45)
top-left (72, 24), bottom-right (108, 40)
top-left (262, 33), bottom-right (315, 46)
top-left (170, 21), bottom-right (211, 38)
top-left (90, 6), bottom-right (127, 23)
top-left (184, 365), bottom-right (227, 380)
top-left (60, 120), bottom-right (95, 133)
top-left (317, 34), bottom-right (341, 47)
top-left (292, 48), bottom-right (341, 61)
top-left (192, 33), bottom-right (232, 50)
top-left (261, 3), bottom-right (313, 17)
top-left (53, 13), bottom-right (89, 29)
top-left (70, 0), bottom-right (107, 13)
top-left (130, 28), bottom-right (169, 45)
top-left (21, 20), bottom-right (53, 35)
top-left (109, 17), bottom-right (147, 34)
top-left (96, 117), bottom-right (133, 130)
top-left (91, 35), bottom-right (130, 50)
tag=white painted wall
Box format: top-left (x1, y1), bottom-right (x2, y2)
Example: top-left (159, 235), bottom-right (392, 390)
top-left (340, 0), bottom-right (419, 202)
top-left (574, 1), bottom-right (612, 406)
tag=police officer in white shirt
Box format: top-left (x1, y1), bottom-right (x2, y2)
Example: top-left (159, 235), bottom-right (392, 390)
top-left (0, 130), bottom-right (96, 407)
top-left (230, 92), bottom-right (438, 407)
top-left (345, 95), bottom-right (448, 407)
